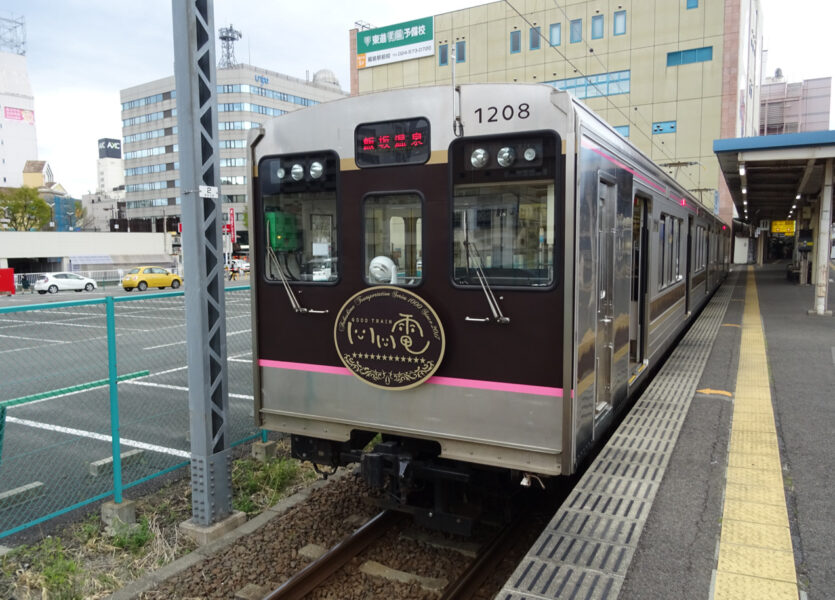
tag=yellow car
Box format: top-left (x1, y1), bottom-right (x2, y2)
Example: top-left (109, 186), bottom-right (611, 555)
top-left (122, 266), bottom-right (183, 291)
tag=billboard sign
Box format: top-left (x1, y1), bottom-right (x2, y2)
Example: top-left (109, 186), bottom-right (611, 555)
top-left (3, 106), bottom-right (35, 124)
top-left (98, 138), bottom-right (122, 159)
top-left (356, 17), bottom-right (434, 69)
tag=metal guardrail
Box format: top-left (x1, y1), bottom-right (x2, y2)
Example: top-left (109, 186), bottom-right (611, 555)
top-left (0, 286), bottom-right (257, 538)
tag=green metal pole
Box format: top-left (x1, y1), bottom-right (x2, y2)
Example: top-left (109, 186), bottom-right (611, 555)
top-left (106, 296), bottom-right (123, 503)
top-left (0, 405), bottom-right (5, 469)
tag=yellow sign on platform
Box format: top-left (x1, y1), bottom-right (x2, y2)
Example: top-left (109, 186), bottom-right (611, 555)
top-left (771, 220), bottom-right (795, 235)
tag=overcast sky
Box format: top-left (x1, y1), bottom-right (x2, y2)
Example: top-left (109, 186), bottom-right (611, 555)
top-left (2, 0), bottom-right (831, 198)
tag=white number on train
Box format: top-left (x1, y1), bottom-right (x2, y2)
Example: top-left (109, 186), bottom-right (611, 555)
top-left (474, 103), bottom-right (530, 123)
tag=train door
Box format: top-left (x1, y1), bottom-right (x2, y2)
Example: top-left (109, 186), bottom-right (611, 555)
top-left (686, 215), bottom-right (693, 315)
top-left (629, 194), bottom-right (649, 379)
top-left (594, 178), bottom-right (616, 424)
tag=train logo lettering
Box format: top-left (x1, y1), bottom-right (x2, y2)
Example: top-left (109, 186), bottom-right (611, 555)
top-left (334, 286), bottom-right (445, 390)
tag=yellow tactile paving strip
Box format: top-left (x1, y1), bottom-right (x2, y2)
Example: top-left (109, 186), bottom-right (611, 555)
top-left (713, 267), bottom-right (798, 600)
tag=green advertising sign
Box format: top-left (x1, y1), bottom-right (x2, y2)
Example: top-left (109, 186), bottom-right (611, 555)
top-left (356, 17), bottom-right (434, 69)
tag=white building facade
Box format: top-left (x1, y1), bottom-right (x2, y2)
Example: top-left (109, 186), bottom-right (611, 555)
top-left (0, 50), bottom-right (38, 188)
top-left (119, 64), bottom-right (346, 243)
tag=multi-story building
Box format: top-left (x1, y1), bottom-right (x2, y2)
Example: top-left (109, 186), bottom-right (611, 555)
top-left (22, 160), bottom-right (75, 231)
top-left (81, 138), bottom-right (126, 231)
top-left (120, 64), bottom-right (346, 245)
top-left (350, 0), bottom-right (764, 224)
top-left (759, 71), bottom-right (831, 136)
top-left (0, 16), bottom-right (38, 188)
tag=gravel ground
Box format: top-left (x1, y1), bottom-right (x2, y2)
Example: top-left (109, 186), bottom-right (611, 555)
top-left (137, 472), bottom-right (474, 599)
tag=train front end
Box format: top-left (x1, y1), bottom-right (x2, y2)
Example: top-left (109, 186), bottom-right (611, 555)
top-left (249, 84), bottom-right (574, 532)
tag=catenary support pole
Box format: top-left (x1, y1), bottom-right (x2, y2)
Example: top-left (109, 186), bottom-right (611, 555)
top-left (172, 0), bottom-right (233, 525)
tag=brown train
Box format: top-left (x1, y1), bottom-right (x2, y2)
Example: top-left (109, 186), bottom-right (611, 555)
top-left (247, 84), bottom-right (729, 534)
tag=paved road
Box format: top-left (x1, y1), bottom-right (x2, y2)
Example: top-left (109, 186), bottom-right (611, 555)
top-left (0, 284), bottom-right (255, 535)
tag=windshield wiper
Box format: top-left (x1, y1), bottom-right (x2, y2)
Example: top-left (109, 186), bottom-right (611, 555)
top-left (463, 241), bottom-right (510, 325)
top-left (267, 246), bottom-right (328, 315)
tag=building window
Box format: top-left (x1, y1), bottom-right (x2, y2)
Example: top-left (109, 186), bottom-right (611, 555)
top-left (667, 46), bottom-right (713, 66)
top-left (456, 40), bottom-right (466, 63)
top-left (687, 0), bottom-right (698, 8)
top-left (614, 10), bottom-right (626, 35)
top-left (510, 30), bottom-right (521, 54)
top-left (439, 44), bottom-right (448, 66)
top-left (570, 19), bottom-right (582, 43)
top-left (591, 15), bottom-right (604, 40)
top-left (613, 125), bottom-right (630, 138)
top-left (546, 69), bottom-right (631, 99)
top-left (652, 121), bottom-right (677, 134)
top-left (549, 23), bottom-right (561, 46)
top-left (530, 27), bottom-right (541, 50)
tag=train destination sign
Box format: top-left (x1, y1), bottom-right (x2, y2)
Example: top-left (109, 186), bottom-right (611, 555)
top-left (355, 117), bottom-right (430, 167)
top-left (334, 286), bottom-right (445, 390)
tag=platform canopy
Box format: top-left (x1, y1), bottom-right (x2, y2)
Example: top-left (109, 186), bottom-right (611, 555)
top-left (714, 130), bottom-right (835, 224)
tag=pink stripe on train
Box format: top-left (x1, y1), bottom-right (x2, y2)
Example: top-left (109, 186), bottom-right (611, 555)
top-left (258, 359), bottom-right (564, 397)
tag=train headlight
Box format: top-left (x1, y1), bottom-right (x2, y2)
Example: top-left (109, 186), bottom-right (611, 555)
top-left (523, 147), bottom-right (537, 162)
top-left (290, 163), bottom-right (304, 181)
top-left (309, 161), bottom-right (324, 179)
top-left (470, 148), bottom-right (489, 168)
top-left (497, 146), bottom-right (516, 167)
top-left (276, 167), bottom-right (285, 179)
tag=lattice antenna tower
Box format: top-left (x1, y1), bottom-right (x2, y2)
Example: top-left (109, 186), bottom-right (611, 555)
top-left (0, 15), bottom-right (26, 56)
top-left (217, 24), bottom-right (242, 68)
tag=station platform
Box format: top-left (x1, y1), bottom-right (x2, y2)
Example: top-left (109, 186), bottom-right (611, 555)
top-left (499, 262), bottom-right (834, 600)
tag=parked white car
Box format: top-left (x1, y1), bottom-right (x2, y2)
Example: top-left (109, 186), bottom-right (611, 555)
top-left (34, 272), bottom-right (98, 294)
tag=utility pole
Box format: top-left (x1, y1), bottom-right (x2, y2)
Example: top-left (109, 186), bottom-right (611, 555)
top-left (172, 0), bottom-right (242, 540)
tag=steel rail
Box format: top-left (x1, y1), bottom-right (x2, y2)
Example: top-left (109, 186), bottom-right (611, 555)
top-left (262, 510), bottom-right (404, 600)
top-left (440, 516), bottom-right (524, 600)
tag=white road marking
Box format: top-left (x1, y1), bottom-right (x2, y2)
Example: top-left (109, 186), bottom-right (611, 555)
top-left (143, 328), bottom-right (251, 350)
top-left (123, 379), bottom-right (253, 400)
top-left (5, 416), bottom-right (190, 458)
top-left (0, 333), bottom-right (68, 343)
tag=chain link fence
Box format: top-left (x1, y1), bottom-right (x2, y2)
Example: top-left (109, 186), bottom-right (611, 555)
top-left (0, 286), bottom-right (256, 538)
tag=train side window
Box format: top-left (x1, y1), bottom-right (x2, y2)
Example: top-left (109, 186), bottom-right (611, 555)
top-left (363, 193), bottom-right (423, 286)
top-left (452, 181), bottom-right (555, 288)
top-left (658, 212), bottom-right (683, 289)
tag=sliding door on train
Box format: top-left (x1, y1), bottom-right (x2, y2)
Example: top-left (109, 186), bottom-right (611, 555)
top-left (629, 195), bottom-right (649, 380)
top-left (594, 179), bottom-right (616, 421)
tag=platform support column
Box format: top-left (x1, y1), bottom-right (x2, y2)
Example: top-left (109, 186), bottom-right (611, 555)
top-left (812, 158), bottom-right (832, 316)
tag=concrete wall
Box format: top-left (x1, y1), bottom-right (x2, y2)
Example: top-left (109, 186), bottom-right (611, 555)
top-left (0, 231), bottom-right (166, 261)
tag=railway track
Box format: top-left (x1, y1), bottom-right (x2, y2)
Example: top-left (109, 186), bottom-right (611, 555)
top-left (262, 508), bottom-right (534, 600)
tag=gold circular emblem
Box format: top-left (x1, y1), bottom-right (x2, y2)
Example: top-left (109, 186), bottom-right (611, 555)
top-left (334, 286), bottom-right (445, 390)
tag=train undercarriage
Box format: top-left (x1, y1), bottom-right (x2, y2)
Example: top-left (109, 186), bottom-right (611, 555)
top-left (290, 433), bottom-right (531, 536)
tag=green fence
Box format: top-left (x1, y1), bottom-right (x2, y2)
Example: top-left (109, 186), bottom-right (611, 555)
top-left (0, 286), bottom-right (257, 538)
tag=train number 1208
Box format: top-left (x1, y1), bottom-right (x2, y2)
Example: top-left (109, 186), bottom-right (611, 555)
top-left (474, 103), bottom-right (530, 123)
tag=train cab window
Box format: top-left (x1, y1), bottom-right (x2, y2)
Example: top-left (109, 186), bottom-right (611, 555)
top-left (258, 153), bottom-right (339, 283)
top-left (363, 193), bottom-right (423, 286)
top-left (452, 182), bottom-right (555, 288)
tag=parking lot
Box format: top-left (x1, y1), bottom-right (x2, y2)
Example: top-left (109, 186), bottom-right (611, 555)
top-left (0, 285), bottom-right (255, 537)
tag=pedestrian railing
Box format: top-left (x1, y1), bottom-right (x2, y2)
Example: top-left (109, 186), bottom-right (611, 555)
top-left (0, 286), bottom-right (256, 538)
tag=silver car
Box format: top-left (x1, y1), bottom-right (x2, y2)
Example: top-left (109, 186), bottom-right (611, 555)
top-left (34, 272), bottom-right (98, 294)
